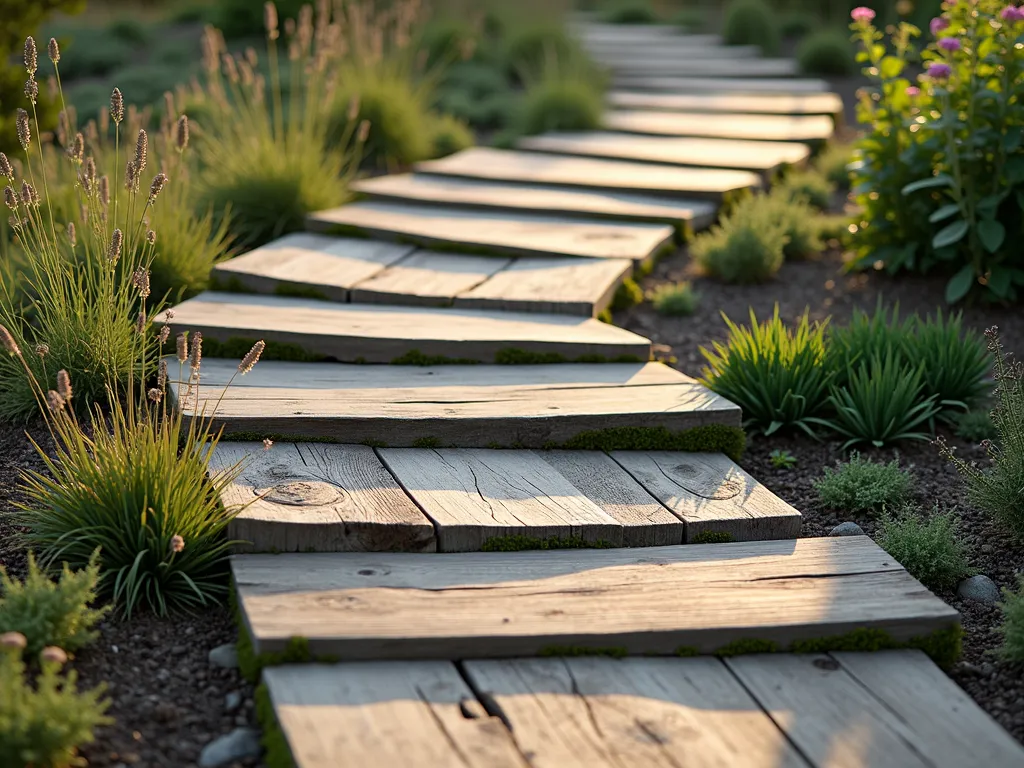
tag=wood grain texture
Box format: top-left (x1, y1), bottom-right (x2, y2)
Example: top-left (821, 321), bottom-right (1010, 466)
top-left (308, 202), bottom-right (676, 262)
top-left (602, 58), bottom-right (800, 77)
top-left (208, 442), bottom-right (435, 553)
top-left (604, 110), bottom-right (835, 143)
top-left (160, 292), bottom-right (651, 364)
top-left (350, 174), bottom-right (718, 230)
top-left (610, 451), bottom-right (802, 542)
top-left (611, 76), bottom-right (831, 94)
top-left (171, 358), bottom-right (741, 447)
top-left (211, 233), bottom-right (414, 302)
top-left (538, 450), bottom-right (683, 546)
top-left (377, 448), bottom-right (623, 551)
top-left (454, 257), bottom-right (632, 317)
top-left (262, 663), bottom-right (529, 768)
top-left (574, 25), bottom-right (720, 45)
top-left (832, 650), bottom-right (1024, 768)
top-left (232, 536), bottom-right (960, 658)
top-left (416, 148), bottom-right (761, 200)
top-left (608, 89), bottom-right (844, 116)
top-left (592, 44), bottom-right (760, 61)
top-left (518, 133), bottom-right (810, 173)
top-left (348, 251), bottom-right (512, 307)
top-left (726, 653), bottom-right (942, 768)
top-left (462, 657), bottom-right (810, 768)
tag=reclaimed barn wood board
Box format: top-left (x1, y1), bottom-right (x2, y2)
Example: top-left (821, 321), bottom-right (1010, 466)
top-left (232, 536), bottom-right (960, 658)
top-left (350, 174), bottom-right (717, 230)
top-left (727, 653), bottom-right (962, 768)
top-left (159, 292), bottom-right (650, 364)
top-left (593, 45), bottom-right (761, 62)
top-left (211, 233), bottom-right (414, 302)
top-left (538, 450), bottom-right (683, 546)
top-left (612, 75), bottom-right (831, 94)
top-left (832, 651), bottom-right (1024, 767)
top-left (262, 663), bottom-right (529, 768)
top-left (609, 89), bottom-right (844, 116)
top-left (349, 251), bottom-right (512, 307)
top-left (518, 133), bottom-right (810, 174)
top-left (604, 110), bottom-right (834, 143)
top-left (573, 24), bottom-right (716, 43)
top-left (602, 58), bottom-right (800, 77)
top-left (207, 442), bottom-right (435, 553)
top-left (462, 657), bottom-right (810, 768)
top-left (454, 257), bottom-right (632, 317)
top-left (377, 448), bottom-right (623, 551)
top-left (170, 358), bottom-right (740, 447)
top-left (611, 451), bottom-right (802, 542)
top-left (308, 202), bottom-right (676, 262)
top-left (416, 148), bottom-right (761, 201)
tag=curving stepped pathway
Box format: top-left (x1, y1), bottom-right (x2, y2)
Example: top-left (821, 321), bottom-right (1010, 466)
top-left (166, 17), bottom-right (1024, 767)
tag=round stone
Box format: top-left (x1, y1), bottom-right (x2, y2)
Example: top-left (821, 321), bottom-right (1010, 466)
top-left (828, 522), bottom-right (865, 537)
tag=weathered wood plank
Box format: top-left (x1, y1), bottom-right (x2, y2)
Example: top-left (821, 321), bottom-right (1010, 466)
top-left (309, 201), bottom-right (676, 262)
top-left (454, 257), bottom-right (632, 317)
top-left (262, 663), bottom-right (529, 768)
top-left (611, 75), bottom-right (832, 94)
top-left (572, 24), bottom-right (718, 44)
top-left (610, 452), bottom-right (802, 542)
top-left (609, 89), bottom-right (844, 116)
top-left (538, 450), bottom-right (683, 546)
top-left (377, 448), bottom-right (623, 551)
top-left (232, 536), bottom-right (960, 658)
top-left (518, 132), bottom-right (810, 174)
top-left (462, 657), bottom-right (810, 768)
top-left (606, 59), bottom-right (800, 77)
top-left (211, 233), bottom-right (414, 302)
top-left (169, 359), bottom-right (741, 447)
top-left (417, 149), bottom-right (760, 201)
top-left (726, 653), bottom-right (943, 768)
top-left (160, 292), bottom-right (651, 364)
top-left (207, 442), bottom-right (436, 553)
top-left (833, 650), bottom-right (1024, 768)
top-left (348, 251), bottom-right (512, 307)
top-left (350, 174), bottom-right (717, 230)
top-left (604, 110), bottom-right (835, 143)
top-left (591, 45), bottom-right (761, 62)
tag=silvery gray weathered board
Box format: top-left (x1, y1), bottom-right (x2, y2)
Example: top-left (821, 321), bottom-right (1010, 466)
top-left (308, 201), bottom-right (676, 262)
top-left (609, 89), bottom-right (844, 116)
top-left (417, 148), bottom-right (761, 200)
top-left (604, 110), bottom-right (835, 143)
top-left (612, 75), bottom-right (831, 94)
top-left (599, 58), bottom-right (800, 77)
top-left (169, 358), bottom-right (740, 447)
top-left (351, 174), bottom-right (717, 230)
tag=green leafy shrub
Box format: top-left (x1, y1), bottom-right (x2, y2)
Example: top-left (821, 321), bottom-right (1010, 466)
top-left (429, 113), bottom-right (474, 158)
top-left (213, 0), bottom-right (306, 39)
top-left (333, 74), bottom-right (434, 169)
top-left (723, 0), bottom-right (780, 55)
top-left (797, 27), bottom-right (856, 76)
top-left (691, 195), bottom-right (787, 283)
top-left (998, 578), bottom-right (1024, 662)
top-left (781, 12), bottom-right (816, 39)
top-left (955, 409), bottom-right (996, 442)
top-left (106, 17), bottom-right (149, 46)
top-left (672, 8), bottom-right (707, 31)
top-left (814, 452), bottom-right (914, 514)
top-left (0, 635), bottom-right (112, 768)
top-left (503, 22), bottom-right (578, 81)
top-left (648, 281), bottom-right (699, 316)
top-left (778, 168), bottom-right (835, 210)
top-left (700, 306), bottom-right (834, 436)
top-left (765, 192), bottom-right (825, 259)
top-left (939, 327), bottom-right (1024, 538)
top-left (0, 553), bottom-right (108, 657)
top-left (770, 449), bottom-right (797, 469)
top-left (815, 140), bottom-right (856, 188)
top-left (600, 1), bottom-right (658, 24)
top-left (849, 2), bottom-right (1024, 303)
top-left (434, 62), bottom-right (516, 130)
top-left (877, 505), bottom-right (972, 590)
top-left (518, 71), bottom-right (603, 135)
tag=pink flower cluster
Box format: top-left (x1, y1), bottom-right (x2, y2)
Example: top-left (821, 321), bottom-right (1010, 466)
top-left (851, 6), bottom-right (876, 23)
top-left (1002, 5), bottom-right (1024, 21)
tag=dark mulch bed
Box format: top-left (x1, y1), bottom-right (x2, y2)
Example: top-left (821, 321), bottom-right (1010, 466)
top-left (617, 240), bottom-right (1024, 744)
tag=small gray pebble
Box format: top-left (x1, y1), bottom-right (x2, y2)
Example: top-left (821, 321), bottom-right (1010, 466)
top-left (957, 575), bottom-right (1002, 604)
top-left (197, 728), bottom-right (262, 768)
top-left (208, 643), bottom-right (239, 669)
top-left (225, 691), bottom-right (243, 713)
top-left (828, 522), bottom-right (865, 537)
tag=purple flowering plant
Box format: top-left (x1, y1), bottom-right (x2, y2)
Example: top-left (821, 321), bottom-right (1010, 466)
top-left (849, 0), bottom-right (1024, 303)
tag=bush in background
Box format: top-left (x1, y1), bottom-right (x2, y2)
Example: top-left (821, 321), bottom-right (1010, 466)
top-left (648, 281), bottom-right (699, 316)
top-left (877, 505), bottom-right (972, 590)
top-left (722, 0), bottom-right (780, 55)
top-left (691, 196), bottom-right (788, 283)
top-left (797, 27), bottom-right (856, 76)
top-left (600, 1), bottom-right (658, 24)
top-left (814, 453), bottom-right (914, 514)
top-left (815, 140), bottom-right (856, 188)
top-left (333, 75), bottom-right (435, 169)
top-left (778, 167), bottom-right (835, 210)
top-left (518, 69), bottom-right (604, 135)
top-left (429, 113), bottom-right (474, 157)
top-left (999, 578), bottom-right (1024, 662)
top-left (781, 12), bottom-right (816, 39)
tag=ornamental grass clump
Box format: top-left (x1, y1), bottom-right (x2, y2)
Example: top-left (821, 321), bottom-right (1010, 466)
top-left (777, 167), bottom-right (835, 210)
top-left (648, 281), bottom-right (699, 317)
top-left (998, 578), bottom-right (1024, 662)
top-left (814, 452), bottom-right (914, 515)
top-left (876, 505), bottom-right (972, 591)
top-left (938, 327), bottom-right (1024, 538)
top-left (518, 63), bottom-right (604, 136)
top-left (691, 196), bottom-right (788, 283)
top-left (700, 305), bottom-right (834, 437)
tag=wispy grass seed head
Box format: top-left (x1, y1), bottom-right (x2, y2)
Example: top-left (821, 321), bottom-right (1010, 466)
top-left (0, 324), bottom-right (20, 356)
top-left (135, 130), bottom-right (148, 173)
top-left (16, 109), bottom-right (30, 150)
top-left (24, 36), bottom-right (37, 74)
top-left (110, 88), bottom-right (124, 124)
top-left (175, 115), bottom-right (189, 152)
top-left (0, 153), bottom-right (12, 179)
top-left (48, 37), bottom-right (60, 64)
top-left (56, 370), bottom-right (72, 401)
top-left (108, 229), bottom-right (123, 264)
top-left (24, 75), bottom-right (38, 105)
top-left (238, 340), bottom-right (265, 374)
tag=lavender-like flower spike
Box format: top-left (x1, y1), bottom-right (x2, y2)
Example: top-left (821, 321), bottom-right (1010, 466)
top-left (15, 109), bottom-right (30, 150)
top-left (57, 370), bottom-right (72, 401)
top-left (0, 153), bottom-right (12, 179)
top-left (47, 390), bottom-right (65, 413)
top-left (176, 115), bottom-right (189, 152)
top-left (148, 172), bottom-right (168, 203)
top-left (136, 310), bottom-right (147, 334)
top-left (24, 37), bottom-right (37, 74)
top-left (146, 229), bottom-right (157, 245)
top-left (133, 267), bottom-right (151, 298)
top-left (135, 129), bottom-right (148, 173)
top-left (99, 175), bottom-right (110, 206)
top-left (238, 340), bottom-right (266, 374)
top-left (108, 228), bottom-right (123, 264)
top-left (3, 187), bottom-right (16, 210)
top-left (189, 331), bottom-right (203, 374)
top-left (24, 75), bottom-right (38, 105)
top-left (265, 2), bottom-right (280, 39)
top-left (48, 38), bottom-right (60, 64)
top-left (110, 87), bottom-right (124, 124)
top-left (0, 324), bottom-right (20, 356)
top-left (176, 332), bottom-right (188, 363)
top-left (67, 222), bottom-right (76, 247)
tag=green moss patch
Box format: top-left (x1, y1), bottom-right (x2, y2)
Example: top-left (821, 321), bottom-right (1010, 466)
top-left (412, 437), bottom-right (442, 449)
top-left (539, 645), bottom-right (629, 658)
top-left (610, 278), bottom-right (644, 312)
top-left (273, 283), bottom-right (331, 301)
top-left (201, 336), bottom-right (328, 363)
top-left (318, 222), bottom-right (372, 240)
top-left (255, 683), bottom-right (298, 768)
top-left (674, 646), bottom-right (700, 657)
top-left (689, 531), bottom-right (735, 544)
top-left (714, 638), bottom-right (782, 657)
top-left (390, 349), bottom-right (481, 366)
top-left (554, 424), bottom-right (747, 462)
top-left (480, 535), bottom-right (617, 552)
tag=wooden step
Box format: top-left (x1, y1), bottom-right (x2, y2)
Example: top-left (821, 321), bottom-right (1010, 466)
top-left (209, 444), bottom-right (799, 553)
top-left (350, 174), bottom-right (717, 231)
top-left (160, 292), bottom-right (651, 364)
top-left (308, 202), bottom-right (676, 262)
top-left (169, 359), bottom-right (740, 447)
top-left (609, 89), bottom-right (844, 116)
top-left (572, 24), bottom-right (718, 44)
top-left (348, 251), bottom-right (513, 308)
top-left (518, 132), bottom-right (810, 175)
top-left (232, 536), bottom-right (959, 659)
top-left (602, 58), bottom-right (800, 78)
top-left (592, 45), bottom-right (761, 61)
top-left (612, 75), bottom-right (832, 94)
top-left (604, 110), bottom-right (835, 144)
top-left (263, 651), bottom-right (1024, 768)
top-left (416, 148), bottom-right (760, 201)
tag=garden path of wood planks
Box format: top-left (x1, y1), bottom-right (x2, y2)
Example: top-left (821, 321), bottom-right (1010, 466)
top-left (162, 18), bottom-right (1024, 765)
